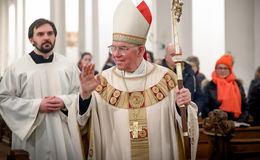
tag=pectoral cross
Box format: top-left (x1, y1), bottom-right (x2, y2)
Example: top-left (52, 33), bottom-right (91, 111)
top-left (130, 121), bottom-right (142, 139)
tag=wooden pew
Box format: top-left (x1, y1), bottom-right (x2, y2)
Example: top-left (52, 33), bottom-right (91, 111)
top-left (8, 150), bottom-right (29, 160)
top-left (0, 142), bottom-right (10, 160)
top-left (0, 116), bottom-right (29, 160)
top-left (0, 116), bottom-right (11, 145)
top-left (197, 125), bottom-right (260, 160)
top-left (196, 128), bottom-right (212, 160)
top-left (230, 126), bottom-right (260, 160)
top-left (0, 115), bottom-right (12, 160)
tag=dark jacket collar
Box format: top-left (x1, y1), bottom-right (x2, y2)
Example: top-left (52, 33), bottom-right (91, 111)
top-left (29, 51), bottom-right (54, 64)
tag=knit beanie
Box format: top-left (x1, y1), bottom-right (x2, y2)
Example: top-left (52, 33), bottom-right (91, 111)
top-left (215, 54), bottom-right (233, 72)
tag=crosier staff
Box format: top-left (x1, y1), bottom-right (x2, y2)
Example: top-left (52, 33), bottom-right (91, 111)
top-left (171, 0), bottom-right (191, 159)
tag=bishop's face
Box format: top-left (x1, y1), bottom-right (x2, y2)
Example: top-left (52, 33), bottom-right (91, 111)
top-left (30, 24), bottom-right (56, 54)
top-left (110, 41), bottom-right (144, 73)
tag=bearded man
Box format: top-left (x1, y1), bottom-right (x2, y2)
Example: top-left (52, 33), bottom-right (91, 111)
top-left (0, 18), bottom-right (82, 160)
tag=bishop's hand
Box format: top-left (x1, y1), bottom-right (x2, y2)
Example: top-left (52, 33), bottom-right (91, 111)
top-left (79, 63), bottom-right (101, 99)
top-left (174, 88), bottom-right (191, 107)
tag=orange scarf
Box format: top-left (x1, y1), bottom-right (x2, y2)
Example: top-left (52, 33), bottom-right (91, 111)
top-left (212, 71), bottom-right (242, 118)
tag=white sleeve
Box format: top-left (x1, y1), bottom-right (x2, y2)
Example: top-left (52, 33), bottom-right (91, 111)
top-left (77, 93), bottom-right (95, 126)
top-left (188, 102), bottom-right (199, 160)
top-left (58, 65), bottom-right (80, 110)
top-left (0, 67), bottom-right (42, 140)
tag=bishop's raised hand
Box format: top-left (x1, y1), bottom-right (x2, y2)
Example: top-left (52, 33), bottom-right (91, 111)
top-left (79, 63), bottom-right (101, 99)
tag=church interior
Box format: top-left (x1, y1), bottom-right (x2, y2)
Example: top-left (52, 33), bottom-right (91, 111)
top-left (1, 0), bottom-right (260, 159)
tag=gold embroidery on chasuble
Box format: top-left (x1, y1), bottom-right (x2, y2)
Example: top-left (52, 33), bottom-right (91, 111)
top-left (95, 71), bottom-right (176, 108)
top-left (94, 71), bottom-right (176, 159)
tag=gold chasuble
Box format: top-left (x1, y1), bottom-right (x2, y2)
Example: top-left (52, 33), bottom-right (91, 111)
top-left (71, 61), bottom-right (199, 160)
top-left (94, 66), bottom-right (175, 160)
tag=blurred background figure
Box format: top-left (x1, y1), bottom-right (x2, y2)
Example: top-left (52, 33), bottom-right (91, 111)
top-left (78, 52), bottom-right (99, 75)
top-left (159, 43), bottom-right (205, 115)
top-left (186, 55), bottom-right (206, 86)
top-left (102, 52), bottom-right (115, 71)
top-left (146, 50), bottom-right (154, 63)
top-left (248, 66), bottom-right (260, 125)
top-left (203, 54), bottom-right (249, 123)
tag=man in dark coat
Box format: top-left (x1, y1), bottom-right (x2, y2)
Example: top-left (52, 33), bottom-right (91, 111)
top-left (160, 44), bottom-right (205, 115)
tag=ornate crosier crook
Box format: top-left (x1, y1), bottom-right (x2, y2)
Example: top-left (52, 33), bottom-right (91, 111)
top-left (171, 0), bottom-right (191, 159)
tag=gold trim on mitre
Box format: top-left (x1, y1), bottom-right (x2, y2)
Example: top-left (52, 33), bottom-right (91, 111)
top-left (113, 0), bottom-right (151, 45)
top-left (113, 33), bottom-right (146, 45)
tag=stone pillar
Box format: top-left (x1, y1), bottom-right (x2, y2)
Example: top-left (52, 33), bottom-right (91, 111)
top-left (92, 0), bottom-right (99, 69)
top-left (0, 0), bottom-right (9, 75)
top-left (179, 0), bottom-right (193, 57)
top-left (78, 0), bottom-right (86, 55)
top-left (50, 0), bottom-right (66, 55)
top-left (254, 0), bottom-right (260, 69)
top-left (225, 0), bottom-right (254, 90)
top-left (15, 0), bottom-right (26, 58)
top-left (149, 0), bottom-right (192, 60)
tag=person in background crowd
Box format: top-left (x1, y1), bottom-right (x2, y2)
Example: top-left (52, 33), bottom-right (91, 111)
top-left (102, 53), bottom-right (115, 71)
top-left (160, 44), bottom-right (205, 115)
top-left (102, 52), bottom-right (115, 71)
top-left (203, 54), bottom-right (249, 123)
top-left (146, 50), bottom-right (154, 63)
top-left (78, 52), bottom-right (99, 75)
top-left (186, 55), bottom-right (206, 86)
top-left (248, 66), bottom-right (260, 125)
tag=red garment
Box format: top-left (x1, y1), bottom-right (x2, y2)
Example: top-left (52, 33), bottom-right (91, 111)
top-left (143, 49), bottom-right (147, 60)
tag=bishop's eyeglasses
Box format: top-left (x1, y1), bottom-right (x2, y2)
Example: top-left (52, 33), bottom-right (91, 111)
top-left (108, 45), bottom-right (138, 55)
